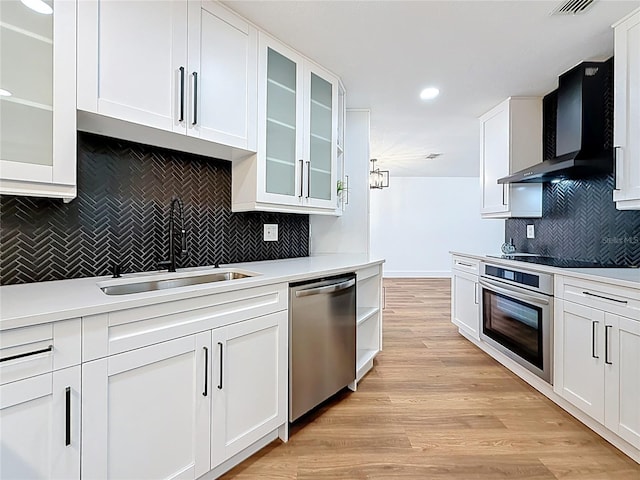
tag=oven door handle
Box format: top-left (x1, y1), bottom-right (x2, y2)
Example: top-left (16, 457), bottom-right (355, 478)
top-left (479, 278), bottom-right (550, 306)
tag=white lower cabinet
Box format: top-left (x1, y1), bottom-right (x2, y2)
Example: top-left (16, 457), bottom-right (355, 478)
top-left (450, 256), bottom-right (480, 339)
top-left (82, 332), bottom-right (211, 480)
top-left (0, 366), bottom-right (81, 479)
top-left (554, 300), bottom-right (606, 422)
top-left (81, 308), bottom-right (287, 479)
top-left (555, 299), bottom-right (640, 450)
top-left (211, 311), bottom-right (287, 468)
top-left (604, 313), bottom-right (640, 449)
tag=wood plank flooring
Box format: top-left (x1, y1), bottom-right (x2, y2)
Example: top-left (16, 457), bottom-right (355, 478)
top-left (221, 278), bottom-right (640, 479)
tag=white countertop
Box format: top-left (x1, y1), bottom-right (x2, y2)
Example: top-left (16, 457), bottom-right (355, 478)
top-left (450, 251), bottom-right (640, 290)
top-left (0, 255), bottom-right (384, 330)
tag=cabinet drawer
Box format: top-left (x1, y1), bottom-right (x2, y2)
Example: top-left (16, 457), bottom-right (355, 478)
top-left (82, 284), bottom-right (288, 361)
top-left (452, 256), bottom-right (480, 275)
top-left (0, 318), bottom-right (81, 385)
top-left (558, 276), bottom-right (640, 320)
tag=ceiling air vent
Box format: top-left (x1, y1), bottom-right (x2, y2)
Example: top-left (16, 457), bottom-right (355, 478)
top-left (551, 0), bottom-right (598, 15)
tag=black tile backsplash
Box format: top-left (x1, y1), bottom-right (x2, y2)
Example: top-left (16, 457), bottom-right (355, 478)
top-left (506, 61), bottom-right (639, 267)
top-left (0, 133), bottom-right (309, 285)
top-left (505, 174), bottom-right (640, 266)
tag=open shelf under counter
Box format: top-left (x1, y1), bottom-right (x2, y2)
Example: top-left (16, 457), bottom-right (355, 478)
top-left (357, 348), bottom-right (378, 374)
top-left (357, 307), bottom-right (379, 326)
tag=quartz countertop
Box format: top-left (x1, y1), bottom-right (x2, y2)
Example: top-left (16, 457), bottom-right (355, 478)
top-left (0, 255), bottom-right (384, 330)
top-left (450, 251), bottom-right (640, 290)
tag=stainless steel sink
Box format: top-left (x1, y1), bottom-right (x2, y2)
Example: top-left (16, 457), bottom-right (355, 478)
top-left (100, 270), bottom-right (256, 296)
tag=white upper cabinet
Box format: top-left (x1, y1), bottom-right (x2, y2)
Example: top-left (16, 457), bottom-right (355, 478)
top-left (77, 0), bottom-right (187, 133)
top-left (257, 36), bottom-right (305, 207)
top-left (304, 62), bottom-right (338, 209)
top-left (613, 8), bottom-right (640, 210)
top-left (187, 0), bottom-right (257, 150)
top-left (231, 33), bottom-right (341, 215)
top-left (77, 0), bottom-right (257, 157)
top-left (0, 0), bottom-right (76, 201)
top-left (479, 97), bottom-right (543, 219)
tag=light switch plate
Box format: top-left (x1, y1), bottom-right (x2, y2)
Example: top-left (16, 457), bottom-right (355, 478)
top-left (264, 224), bottom-right (278, 242)
top-left (527, 224), bottom-right (535, 239)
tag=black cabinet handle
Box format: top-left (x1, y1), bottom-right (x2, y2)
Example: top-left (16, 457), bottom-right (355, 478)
top-left (65, 387), bottom-right (71, 446)
top-left (0, 344), bottom-right (53, 363)
top-left (583, 291), bottom-right (628, 304)
top-left (591, 321), bottom-right (599, 359)
top-left (605, 325), bottom-right (613, 365)
top-left (202, 346), bottom-right (208, 397)
top-left (179, 66), bottom-right (185, 122)
top-left (192, 72), bottom-right (198, 125)
top-left (217, 342), bottom-right (223, 390)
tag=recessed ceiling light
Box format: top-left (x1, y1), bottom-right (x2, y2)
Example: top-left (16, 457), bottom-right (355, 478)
top-left (0, 89), bottom-right (12, 97)
top-left (20, 0), bottom-right (53, 15)
top-left (420, 87), bottom-right (440, 100)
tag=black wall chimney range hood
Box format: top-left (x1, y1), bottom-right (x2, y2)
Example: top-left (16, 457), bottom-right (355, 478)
top-left (499, 59), bottom-right (613, 184)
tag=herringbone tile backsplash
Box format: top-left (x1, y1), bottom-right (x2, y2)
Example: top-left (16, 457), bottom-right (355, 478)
top-left (505, 175), bottom-right (640, 266)
top-left (0, 133), bottom-right (309, 285)
top-left (506, 63), bottom-right (640, 267)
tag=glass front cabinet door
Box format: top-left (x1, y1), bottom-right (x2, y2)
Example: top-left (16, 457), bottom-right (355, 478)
top-left (0, 0), bottom-right (77, 201)
top-left (304, 65), bottom-right (338, 209)
top-left (263, 43), bottom-right (303, 202)
top-left (233, 32), bottom-right (339, 214)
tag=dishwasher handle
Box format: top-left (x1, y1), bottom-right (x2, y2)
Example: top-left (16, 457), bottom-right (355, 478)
top-left (295, 278), bottom-right (355, 297)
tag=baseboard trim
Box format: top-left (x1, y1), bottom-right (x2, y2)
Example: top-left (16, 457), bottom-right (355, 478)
top-left (199, 428), bottom-right (281, 479)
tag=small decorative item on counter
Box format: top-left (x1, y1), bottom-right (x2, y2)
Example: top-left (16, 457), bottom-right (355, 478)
top-left (501, 238), bottom-right (516, 254)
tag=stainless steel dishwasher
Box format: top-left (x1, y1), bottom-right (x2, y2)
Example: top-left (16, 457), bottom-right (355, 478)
top-left (289, 273), bottom-right (356, 422)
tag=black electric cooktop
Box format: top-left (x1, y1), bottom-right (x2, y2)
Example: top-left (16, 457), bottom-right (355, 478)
top-left (487, 255), bottom-right (638, 269)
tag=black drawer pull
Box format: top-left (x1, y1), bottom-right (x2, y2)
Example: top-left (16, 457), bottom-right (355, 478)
top-left (65, 387), bottom-right (71, 446)
top-left (583, 291), bottom-right (628, 304)
top-left (218, 342), bottom-right (223, 390)
top-left (202, 346), bottom-right (208, 397)
top-left (605, 325), bottom-right (613, 365)
top-left (0, 344), bottom-right (53, 363)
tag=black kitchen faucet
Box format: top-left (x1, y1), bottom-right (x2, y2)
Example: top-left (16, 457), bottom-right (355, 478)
top-left (158, 197), bottom-right (187, 272)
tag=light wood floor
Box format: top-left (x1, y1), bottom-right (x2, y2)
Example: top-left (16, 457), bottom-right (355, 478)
top-left (221, 278), bottom-right (640, 479)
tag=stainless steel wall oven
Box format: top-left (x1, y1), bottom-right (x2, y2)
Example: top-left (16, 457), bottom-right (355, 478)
top-left (479, 262), bottom-right (554, 384)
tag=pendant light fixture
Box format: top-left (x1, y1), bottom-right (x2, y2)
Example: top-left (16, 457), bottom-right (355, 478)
top-left (369, 159), bottom-right (389, 189)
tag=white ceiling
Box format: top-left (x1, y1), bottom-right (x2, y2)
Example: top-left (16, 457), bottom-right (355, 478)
top-left (223, 0), bottom-right (639, 177)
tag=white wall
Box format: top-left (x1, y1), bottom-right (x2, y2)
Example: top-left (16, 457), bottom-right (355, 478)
top-left (370, 176), bottom-right (504, 277)
top-left (311, 110), bottom-right (370, 255)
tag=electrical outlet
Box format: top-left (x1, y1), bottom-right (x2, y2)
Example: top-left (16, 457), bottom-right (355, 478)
top-left (263, 224), bottom-right (278, 242)
top-left (527, 224), bottom-right (535, 239)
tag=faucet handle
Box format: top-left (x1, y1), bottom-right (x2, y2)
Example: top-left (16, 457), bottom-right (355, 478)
top-left (180, 229), bottom-right (188, 254)
top-left (157, 260), bottom-right (172, 270)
